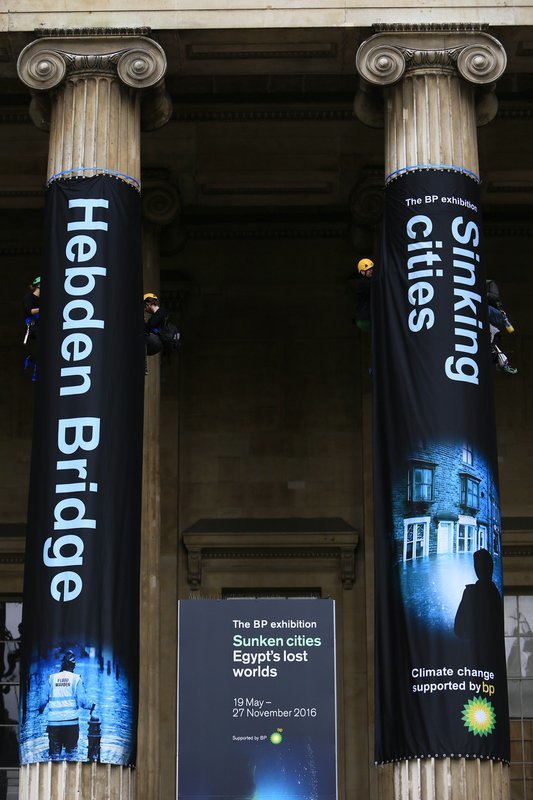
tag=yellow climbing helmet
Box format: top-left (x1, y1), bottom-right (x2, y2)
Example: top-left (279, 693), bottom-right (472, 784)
top-left (143, 292), bottom-right (158, 303)
top-left (357, 258), bottom-right (374, 274)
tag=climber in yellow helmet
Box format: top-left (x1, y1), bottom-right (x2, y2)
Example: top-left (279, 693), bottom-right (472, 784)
top-left (353, 258), bottom-right (374, 332)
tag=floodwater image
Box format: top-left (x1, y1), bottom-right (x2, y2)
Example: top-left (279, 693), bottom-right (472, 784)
top-left (179, 736), bottom-right (334, 800)
top-left (398, 550), bottom-right (503, 635)
top-left (19, 645), bottom-right (134, 765)
top-left (250, 739), bottom-right (326, 800)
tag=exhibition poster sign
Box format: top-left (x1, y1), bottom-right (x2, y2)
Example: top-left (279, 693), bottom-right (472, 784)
top-left (177, 599), bottom-right (337, 800)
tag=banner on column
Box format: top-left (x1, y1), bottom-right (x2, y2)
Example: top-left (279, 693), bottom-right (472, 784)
top-left (373, 170), bottom-right (510, 763)
top-left (19, 175), bottom-right (145, 766)
top-left (177, 599), bottom-right (337, 800)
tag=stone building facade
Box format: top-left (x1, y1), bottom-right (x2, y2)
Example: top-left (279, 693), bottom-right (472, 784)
top-left (0, 3), bottom-right (533, 800)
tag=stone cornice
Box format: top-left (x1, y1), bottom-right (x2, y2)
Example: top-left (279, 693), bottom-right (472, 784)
top-left (183, 223), bottom-right (349, 240)
top-left (182, 530), bottom-right (359, 591)
top-left (1, 105), bottom-right (531, 126)
top-left (1, 220), bottom-right (531, 249)
top-left (186, 44), bottom-right (337, 61)
top-left (0, 536), bottom-right (25, 564)
top-left (0, 245), bottom-right (42, 255)
top-left (483, 223), bottom-right (533, 238)
top-left (172, 108), bottom-right (356, 122)
top-left (502, 531), bottom-right (533, 559)
top-left (35, 27), bottom-right (152, 37)
top-left (371, 23), bottom-right (490, 33)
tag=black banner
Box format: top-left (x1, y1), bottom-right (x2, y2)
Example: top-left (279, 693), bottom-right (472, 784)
top-left (178, 599), bottom-right (338, 800)
top-left (373, 171), bottom-right (509, 763)
top-left (19, 175), bottom-right (145, 765)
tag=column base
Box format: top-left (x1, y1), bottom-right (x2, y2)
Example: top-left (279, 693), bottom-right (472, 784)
top-left (391, 757), bottom-right (509, 799)
top-left (19, 762), bottom-right (135, 799)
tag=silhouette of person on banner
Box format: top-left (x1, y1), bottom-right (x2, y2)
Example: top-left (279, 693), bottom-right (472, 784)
top-left (454, 549), bottom-right (504, 664)
top-left (38, 650), bottom-right (94, 760)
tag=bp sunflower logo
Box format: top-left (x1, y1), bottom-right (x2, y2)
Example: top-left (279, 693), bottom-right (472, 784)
top-left (461, 697), bottom-right (496, 737)
top-left (270, 728), bottom-right (283, 745)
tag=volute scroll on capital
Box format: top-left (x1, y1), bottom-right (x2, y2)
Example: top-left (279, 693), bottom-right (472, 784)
top-left (142, 182), bottom-right (181, 227)
top-left (356, 30), bottom-right (506, 87)
top-left (17, 35), bottom-right (167, 92)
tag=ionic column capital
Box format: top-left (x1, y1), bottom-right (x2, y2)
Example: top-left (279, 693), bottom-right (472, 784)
top-left (17, 31), bottom-right (171, 132)
top-left (142, 178), bottom-right (181, 227)
top-left (350, 169), bottom-right (384, 226)
top-left (356, 28), bottom-right (507, 88)
top-left (18, 32), bottom-right (166, 91)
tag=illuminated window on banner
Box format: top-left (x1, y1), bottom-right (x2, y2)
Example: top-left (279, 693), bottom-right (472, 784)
top-left (462, 443), bottom-right (474, 466)
top-left (403, 518), bottom-right (429, 561)
top-left (461, 475), bottom-right (481, 510)
top-left (408, 463), bottom-right (435, 502)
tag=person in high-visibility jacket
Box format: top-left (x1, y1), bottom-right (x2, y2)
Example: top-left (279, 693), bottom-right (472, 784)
top-left (38, 649), bottom-right (94, 759)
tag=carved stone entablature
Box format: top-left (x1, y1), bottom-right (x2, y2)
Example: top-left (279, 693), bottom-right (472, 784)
top-left (355, 28), bottom-right (507, 129)
top-left (182, 521), bottom-right (360, 591)
top-left (17, 32), bottom-right (171, 132)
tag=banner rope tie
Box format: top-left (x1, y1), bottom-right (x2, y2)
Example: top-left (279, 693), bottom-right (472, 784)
top-left (47, 167), bottom-right (140, 190)
top-left (386, 164), bottom-right (480, 184)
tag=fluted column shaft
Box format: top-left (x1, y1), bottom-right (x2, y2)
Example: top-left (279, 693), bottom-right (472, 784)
top-left (385, 71), bottom-right (478, 178)
top-left (49, 76), bottom-right (141, 185)
top-left (356, 26), bottom-right (509, 800)
top-left (16, 31), bottom-right (170, 800)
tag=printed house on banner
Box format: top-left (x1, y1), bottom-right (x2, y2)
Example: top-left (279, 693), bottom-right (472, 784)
top-left (392, 441), bottom-right (501, 566)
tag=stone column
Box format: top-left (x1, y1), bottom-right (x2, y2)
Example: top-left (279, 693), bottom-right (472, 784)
top-left (356, 26), bottom-right (506, 182)
top-left (17, 30), bottom-right (171, 800)
top-left (137, 179), bottom-right (180, 800)
top-left (355, 26), bottom-right (509, 800)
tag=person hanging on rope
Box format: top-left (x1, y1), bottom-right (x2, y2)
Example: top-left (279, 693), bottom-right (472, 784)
top-left (144, 292), bottom-right (168, 357)
top-left (144, 292), bottom-right (180, 376)
top-left (486, 279), bottom-right (517, 375)
top-left (23, 276), bottom-right (40, 344)
top-left (22, 276), bottom-right (41, 381)
top-left (352, 257), bottom-right (374, 332)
